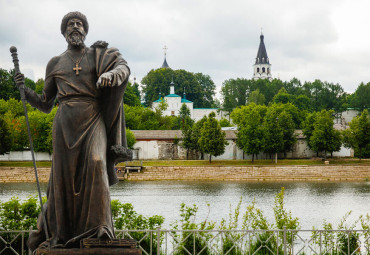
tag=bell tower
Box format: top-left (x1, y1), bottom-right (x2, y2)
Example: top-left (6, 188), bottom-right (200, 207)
top-left (253, 33), bottom-right (272, 80)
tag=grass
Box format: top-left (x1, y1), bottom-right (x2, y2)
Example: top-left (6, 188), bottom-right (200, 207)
top-left (0, 159), bottom-right (367, 168)
top-left (0, 161), bottom-right (52, 167)
top-left (120, 158), bottom-right (368, 167)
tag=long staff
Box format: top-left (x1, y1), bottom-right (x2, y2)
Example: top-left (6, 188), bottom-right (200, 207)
top-left (9, 46), bottom-right (50, 241)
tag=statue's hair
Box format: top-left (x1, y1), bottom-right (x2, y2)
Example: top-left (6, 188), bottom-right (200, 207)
top-left (61, 11), bottom-right (89, 35)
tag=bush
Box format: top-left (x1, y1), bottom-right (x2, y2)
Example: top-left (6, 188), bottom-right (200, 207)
top-left (0, 196), bottom-right (42, 254)
top-left (125, 128), bottom-right (136, 149)
top-left (0, 115), bottom-right (11, 154)
top-left (171, 203), bottom-right (215, 255)
top-left (111, 200), bottom-right (164, 252)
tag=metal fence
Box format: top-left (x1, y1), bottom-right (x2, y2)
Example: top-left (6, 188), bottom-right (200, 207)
top-left (1, 229), bottom-right (369, 255)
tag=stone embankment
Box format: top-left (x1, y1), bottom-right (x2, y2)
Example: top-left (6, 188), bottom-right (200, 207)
top-left (0, 167), bottom-right (50, 183)
top-left (0, 167), bottom-right (50, 182)
top-left (0, 165), bottom-right (369, 183)
top-left (126, 165), bottom-right (370, 182)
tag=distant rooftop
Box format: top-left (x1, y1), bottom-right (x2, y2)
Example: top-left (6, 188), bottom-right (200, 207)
top-left (181, 98), bottom-right (193, 103)
top-left (161, 57), bottom-right (170, 68)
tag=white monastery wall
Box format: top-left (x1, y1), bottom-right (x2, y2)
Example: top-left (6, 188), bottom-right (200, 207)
top-left (0, 151), bottom-right (52, 161)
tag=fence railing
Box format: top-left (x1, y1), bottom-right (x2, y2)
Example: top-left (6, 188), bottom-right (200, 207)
top-left (1, 229), bottom-right (369, 255)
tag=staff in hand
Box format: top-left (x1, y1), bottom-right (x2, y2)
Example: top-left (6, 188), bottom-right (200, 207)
top-left (10, 46), bottom-right (50, 241)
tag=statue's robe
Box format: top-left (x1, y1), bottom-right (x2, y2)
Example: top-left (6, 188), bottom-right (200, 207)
top-left (25, 44), bottom-right (130, 251)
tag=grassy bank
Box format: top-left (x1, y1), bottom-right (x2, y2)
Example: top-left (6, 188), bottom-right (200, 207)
top-left (0, 159), bottom-right (368, 168)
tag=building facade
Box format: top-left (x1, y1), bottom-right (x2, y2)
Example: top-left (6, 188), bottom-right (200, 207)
top-left (130, 130), bottom-right (352, 160)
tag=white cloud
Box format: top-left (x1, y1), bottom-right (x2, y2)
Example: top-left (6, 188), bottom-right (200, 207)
top-left (0, 0), bottom-right (369, 95)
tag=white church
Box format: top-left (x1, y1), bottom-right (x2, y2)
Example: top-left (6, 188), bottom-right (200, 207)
top-left (151, 79), bottom-right (227, 122)
top-left (151, 49), bottom-right (228, 121)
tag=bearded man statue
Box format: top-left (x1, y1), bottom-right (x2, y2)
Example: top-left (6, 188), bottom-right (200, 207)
top-left (14, 11), bottom-right (130, 251)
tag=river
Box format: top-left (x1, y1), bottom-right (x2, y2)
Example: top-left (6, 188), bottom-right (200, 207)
top-left (0, 181), bottom-right (369, 229)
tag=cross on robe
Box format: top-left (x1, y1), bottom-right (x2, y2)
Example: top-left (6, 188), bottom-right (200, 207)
top-left (73, 63), bottom-right (82, 75)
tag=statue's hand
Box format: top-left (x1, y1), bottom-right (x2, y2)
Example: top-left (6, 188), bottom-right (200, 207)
top-left (14, 72), bottom-right (25, 89)
top-left (96, 72), bottom-right (114, 88)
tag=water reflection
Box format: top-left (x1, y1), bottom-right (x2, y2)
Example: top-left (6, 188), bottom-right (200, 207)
top-left (0, 181), bottom-right (369, 229)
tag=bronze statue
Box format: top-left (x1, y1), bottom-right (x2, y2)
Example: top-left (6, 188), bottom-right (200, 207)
top-left (14, 11), bottom-right (130, 251)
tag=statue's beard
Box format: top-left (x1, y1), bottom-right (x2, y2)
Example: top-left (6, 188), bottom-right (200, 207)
top-left (66, 31), bottom-right (86, 47)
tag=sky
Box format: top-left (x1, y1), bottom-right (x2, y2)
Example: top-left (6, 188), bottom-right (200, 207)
top-left (1, 0), bottom-right (370, 96)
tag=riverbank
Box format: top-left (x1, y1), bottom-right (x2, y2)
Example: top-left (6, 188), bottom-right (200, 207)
top-left (0, 159), bottom-right (368, 167)
top-left (0, 164), bottom-right (369, 182)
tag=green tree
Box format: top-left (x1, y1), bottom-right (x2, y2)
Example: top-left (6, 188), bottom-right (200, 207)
top-left (179, 104), bottom-right (195, 159)
top-left (126, 128), bottom-right (136, 149)
top-left (231, 103), bottom-right (267, 162)
top-left (194, 73), bottom-right (216, 108)
top-left (0, 69), bottom-right (36, 100)
top-left (278, 110), bottom-right (297, 158)
top-left (249, 89), bottom-right (265, 105)
top-left (342, 109), bottom-right (370, 160)
top-left (272, 87), bottom-right (293, 104)
top-left (221, 78), bottom-right (250, 113)
top-left (263, 106), bottom-right (284, 163)
top-left (192, 116), bottom-right (208, 159)
top-left (0, 98), bottom-right (31, 117)
top-left (309, 110), bottom-right (342, 160)
top-left (219, 118), bottom-right (232, 127)
top-left (0, 69), bottom-right (18, 100)
top-left (283, 77), bottom-right (304, 96)
top-left (141, 68), bottom-right (215, 108)
top-left (274, 102), bottom-right (305, 129)
top-left (35, 78), bottom-right (45, 94)
top-left (199, 112), bottom-right (228, 162)
top-left (123, 81), bottom-right (141, 106)
top-left (350, 82), bottom-right (370, 110)
top-left (0, 115), bottom-right (11, 154)
top-left (28, 109), bottom-right (56, 153)
top-left (141, 68), bottom-right (173, 106)
top-left (124, 104), bottom-right (177, 130)
top-left (231, 103), bottom-right (267, 128)
top-left (124, 105), bottom-right (161, 130)
top-left (302, 80), bottom-right (346, 113)
top-left (302, 112), bottom-right (317, 151)
top-left (293, 95), bottom-right (312, 112)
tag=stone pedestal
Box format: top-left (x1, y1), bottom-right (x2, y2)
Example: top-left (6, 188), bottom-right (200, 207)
top-left (36, 238), bottom-right (141, 255)
top-left (36, 248), bottom-right (141, 255)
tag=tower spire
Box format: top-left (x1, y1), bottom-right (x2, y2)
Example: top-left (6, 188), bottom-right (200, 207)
top-left (161, 45), bottom-right (170, 68)
top-left (253, 32), bottom-right (272, 81)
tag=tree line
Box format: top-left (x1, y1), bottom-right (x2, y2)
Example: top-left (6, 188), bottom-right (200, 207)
top-left (1, 68), bottom-right (369, 159)
top-left (1, 68), bottom-right (369, 112)
top-left (232, 102), bottom-right (369, 161)
top-left (221, 78), bottom-right (370, 114)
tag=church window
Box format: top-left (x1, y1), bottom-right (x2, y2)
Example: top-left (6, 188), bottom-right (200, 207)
top-left (267, 68), bottom-right (270, 74)
top-left (262, 67), bottom-right (265, 73)
top-left (257, 67), bottom-right (260, 73)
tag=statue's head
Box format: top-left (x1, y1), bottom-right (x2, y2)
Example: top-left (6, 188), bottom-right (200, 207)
top-left (61, 11), bottom-right (89, 47)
